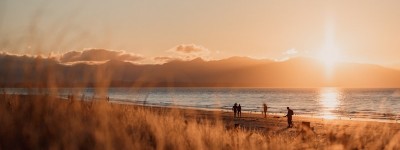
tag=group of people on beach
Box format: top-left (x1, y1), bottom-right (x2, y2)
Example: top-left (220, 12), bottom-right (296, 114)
top-left (232, 103), bottom-right (294, 128)
top-left (232, 103), bottom-right (242, 118)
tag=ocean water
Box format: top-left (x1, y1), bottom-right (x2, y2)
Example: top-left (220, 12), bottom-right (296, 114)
top-left (2, 87), bottom-right (400, 122)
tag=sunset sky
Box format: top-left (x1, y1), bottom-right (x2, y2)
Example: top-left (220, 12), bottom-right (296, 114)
top-left (1, 0), bottom-right (400, 67)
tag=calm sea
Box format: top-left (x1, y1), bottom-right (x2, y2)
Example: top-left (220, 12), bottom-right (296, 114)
top-left (3, 87), bottom-right (400, 122)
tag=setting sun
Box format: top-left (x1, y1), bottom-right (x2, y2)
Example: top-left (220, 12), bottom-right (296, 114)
top-left (316, 46), bottom-right (343, 79)
top-left (317, 49), bottom-right (342, 74)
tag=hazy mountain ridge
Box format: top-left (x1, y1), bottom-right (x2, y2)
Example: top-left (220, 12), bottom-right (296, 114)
top-left (0, 54), bottom-right (399, 88)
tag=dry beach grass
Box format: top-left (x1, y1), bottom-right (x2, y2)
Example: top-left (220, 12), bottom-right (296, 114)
top-left (1, 94), bottom-right (400, 150)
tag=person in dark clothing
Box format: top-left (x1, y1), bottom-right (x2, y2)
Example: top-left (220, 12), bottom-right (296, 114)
top-left (285, 107), bottom-right (294, 128)
top-left (263, 103), bottom-right (268, 118)
top-left (238, 104), bottom-right (242, 118)
top-left (232, 103), bottom-right (238, 118)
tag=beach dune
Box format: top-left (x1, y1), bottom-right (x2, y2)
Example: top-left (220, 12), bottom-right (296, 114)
top-left (1, 94), bottom-right (399, 149)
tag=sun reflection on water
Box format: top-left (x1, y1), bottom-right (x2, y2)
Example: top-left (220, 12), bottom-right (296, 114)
top-left (319, 88), bottom-right (340, 119)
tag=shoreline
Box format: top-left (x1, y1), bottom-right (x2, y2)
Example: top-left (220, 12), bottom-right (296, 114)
top-left (3, 93), bottom-right (399, 124)
top-left (115, 100), bottom-right (400, 138)
top-left (2, 87), bottom-right (400, 123)
top-left (111, 99), bottom-right (400, 124)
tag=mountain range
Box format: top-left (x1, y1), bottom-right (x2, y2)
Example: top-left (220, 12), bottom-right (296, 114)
top-left (1, 55), bottom-right (399, 88)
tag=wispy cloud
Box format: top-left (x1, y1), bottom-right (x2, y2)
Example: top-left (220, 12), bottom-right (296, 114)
top-left (282, 48), bottom-right (298, 55)
top-left (273, 48), bottom-right (299, 62)
top-left (171, 44), bottom-right (210, 54)
top-left (153, 44), bottom-right (211, 63)
top-left (153, 56), bottom-right (182, 63)
top-left (156, 44), bottom-right (211, 63)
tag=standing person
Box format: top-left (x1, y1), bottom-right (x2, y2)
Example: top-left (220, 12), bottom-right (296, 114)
top-left (232, 103), bottom-right (238, 118)
top-left (263, 103), bottom-right (268, 118)
top-left (238, 104), bottom-right (242, 118)
top-left (285, 107), bottom-right (294, 128)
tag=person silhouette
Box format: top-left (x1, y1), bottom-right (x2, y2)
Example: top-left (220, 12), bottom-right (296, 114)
top-left (285, 107), bottom-right (294, 128)
top-left (232, 103), bottom-right (238, 118)
top-left (238, 104), bottom-right (242, 118)
top-left (263, 103), bottom-right (268, 118)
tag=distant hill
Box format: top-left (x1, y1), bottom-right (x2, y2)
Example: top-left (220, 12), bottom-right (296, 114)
top-left (0, 54), bottom-right (399, 88)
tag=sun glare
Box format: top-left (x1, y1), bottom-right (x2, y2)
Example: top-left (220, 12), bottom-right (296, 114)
top-left (318, 15), bottom-right (342, 77)
top-left (316, 46), bottom-right (342, 80)
top-left (319, 88), bottom-right (340, 120)
top-left (318, 49), bottom-right (341, 72)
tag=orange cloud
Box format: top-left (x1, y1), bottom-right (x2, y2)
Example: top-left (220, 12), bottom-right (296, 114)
top-left (162, 44), bottom-right (211, 62)
top-left (172, 44), bottom-right (209, 54)
top-left (60, 49), bottom-right (144, 63)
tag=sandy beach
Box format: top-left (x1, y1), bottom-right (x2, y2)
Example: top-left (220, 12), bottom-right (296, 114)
top-left (143, 103), bottom-right (400, 137)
